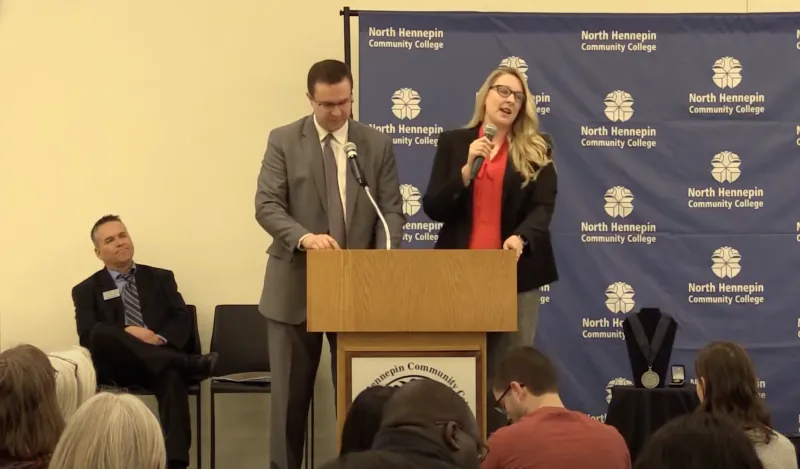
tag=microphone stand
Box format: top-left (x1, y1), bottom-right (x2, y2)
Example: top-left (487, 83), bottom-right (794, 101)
top-left (363, 186), bottom-right (392, 251)
top-left (345, 144), bottom-right (391, 251)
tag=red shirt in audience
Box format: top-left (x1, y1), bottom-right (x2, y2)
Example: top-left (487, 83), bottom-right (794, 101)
top-left (481, 406), bottom-right (631, 469)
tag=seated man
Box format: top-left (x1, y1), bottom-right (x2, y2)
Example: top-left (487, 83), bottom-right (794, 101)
top-left (483, 346), bottom-right (631, 469)
top-left (329, 378), bottom-right (484, 469)
top-left (71, 214), bottom-right (218, 469)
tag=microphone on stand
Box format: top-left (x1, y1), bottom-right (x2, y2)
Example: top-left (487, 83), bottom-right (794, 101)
top-left (344, 142), bottom-right (391, 250)
top-left (469, 123), bottom-right (497, 183)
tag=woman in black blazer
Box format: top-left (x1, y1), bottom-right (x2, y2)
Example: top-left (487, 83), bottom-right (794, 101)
top-left (422, 66), bottom-right (558, 428)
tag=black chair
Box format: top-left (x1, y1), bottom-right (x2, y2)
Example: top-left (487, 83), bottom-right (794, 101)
top-left (97, 304), bottom-right (203, 469)
top-left (208, 304), bottom-right (314, 469)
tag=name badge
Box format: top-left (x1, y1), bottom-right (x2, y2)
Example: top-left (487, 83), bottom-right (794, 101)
top-left (103, 289), bottom-right (121, 300)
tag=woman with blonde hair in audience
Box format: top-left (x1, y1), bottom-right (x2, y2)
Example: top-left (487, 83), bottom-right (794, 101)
top-left (695, 341), bottom-right (797, 469)
top-left (0, 344), bottom-right (65, 469)
top-left (48, 345), bottom-right (97, 421)
top-left (49, 391), bottom-right (167, 469)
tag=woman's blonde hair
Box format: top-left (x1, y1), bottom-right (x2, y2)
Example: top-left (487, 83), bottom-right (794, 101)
top-left (0, 344), bottom-right (65, 459)
top-left (48, 392), bottom-right (166, 469)
top-left (467, 66), bottom-right (553, 186)
top-left (48, 346), bottom-right (97, 421)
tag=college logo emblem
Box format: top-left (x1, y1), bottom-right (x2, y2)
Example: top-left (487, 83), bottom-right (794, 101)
top-left (711, 151), bottom-right (742, 183)
top-left (605, 282), bottom-right (636, 314)
top-left (364, 360), bottom-right (470, 403)
top-left (603, 91), bottom-right (634, 122)
top-left (391, 88), bottom-right (422, 120)
top-left (384, 374), bottom-right (428, 387)
top-left (711, 246), bottom-right (742, 279)
top-left (399, 184), bottom-right (422, 216)
top-left (499, 56), bottom-right (529, 81)
top-left (603, 186), bottom-right (634, 218)
top-left (712, 57), bottom-right (743, 89)
top-left (606, 377), bottom-right (634, 403)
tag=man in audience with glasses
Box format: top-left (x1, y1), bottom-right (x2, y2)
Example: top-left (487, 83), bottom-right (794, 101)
top-left (483, 346), bottom-right (631, 469)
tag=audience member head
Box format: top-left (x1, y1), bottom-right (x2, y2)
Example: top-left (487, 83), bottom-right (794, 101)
top-left (47, 346), bottom-right (97, 421)
top-left (48, 392), bottom-right (166, 469)
top-left (379, 378), bottom-right (484, 469)
top-left (694, 341), bottom-right (773, 443)
top-left (0, 344), bottom-right (65, 462)
top-left (322, 450), bottom-right (413, 469)
top-left (90, 214), bottom-right (134, 271)
top-left (306, 59), bottom-right (353, 132)
top-left (634, 412), bottom-right (764, 469)
top-left (340, 385), bottom-right (398, 455)
top-left (492, 346), bottom-right (561, 423)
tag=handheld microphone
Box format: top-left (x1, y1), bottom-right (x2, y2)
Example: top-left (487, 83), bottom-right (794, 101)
top-left (470, 123), bottom-right (497, 183)
top-left (343, 142), bottom-right (391, 250)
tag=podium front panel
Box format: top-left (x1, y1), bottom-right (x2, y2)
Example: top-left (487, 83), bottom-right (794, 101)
top-left (307, 250), bottom-right (517, 333)
top-left (348, 352), bottom-right (480, 415)
top-left (336, 332), bottom-right (488, 442)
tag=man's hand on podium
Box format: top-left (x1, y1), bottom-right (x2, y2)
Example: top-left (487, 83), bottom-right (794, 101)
top-left (300, 234), bottom-right (341, 251)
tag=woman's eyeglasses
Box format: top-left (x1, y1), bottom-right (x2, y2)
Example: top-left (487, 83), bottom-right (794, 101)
top-left (491, 85), bottom-right (526, 103)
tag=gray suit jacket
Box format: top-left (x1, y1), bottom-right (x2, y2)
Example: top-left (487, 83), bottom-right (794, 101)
top-left (255, 115), bottom-right (406, 324)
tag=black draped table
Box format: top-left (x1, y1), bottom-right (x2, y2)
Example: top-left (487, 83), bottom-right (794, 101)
top-left (605, 385), bottom-right (700, 462)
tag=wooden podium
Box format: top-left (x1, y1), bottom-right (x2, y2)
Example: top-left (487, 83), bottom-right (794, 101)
top-left (306, 249), bottom-right (517, 441)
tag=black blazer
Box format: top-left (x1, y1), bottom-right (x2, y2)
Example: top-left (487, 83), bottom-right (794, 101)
top-left (71, 264), bottom-right (192, 350)
top-left (422, 126), bottom-right (559, 293)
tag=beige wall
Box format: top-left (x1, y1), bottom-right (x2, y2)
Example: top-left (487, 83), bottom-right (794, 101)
top-left (0, 0), bottom-right (795, 467)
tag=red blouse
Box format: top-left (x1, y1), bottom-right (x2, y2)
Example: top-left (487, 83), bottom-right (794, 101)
top-left (468, 128), bottom-right (507, 249)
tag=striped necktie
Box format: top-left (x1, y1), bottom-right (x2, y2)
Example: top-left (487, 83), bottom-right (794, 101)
top-left (119, 272), bottom-right (145, 327)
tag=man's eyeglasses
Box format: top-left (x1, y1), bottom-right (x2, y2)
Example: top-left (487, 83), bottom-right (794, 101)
top-left (494, 382), bottom-right (525, 415)
top-left (491, 85), bottom-right (526, 104)
top-left (313, 96), bottom-right (354, 112)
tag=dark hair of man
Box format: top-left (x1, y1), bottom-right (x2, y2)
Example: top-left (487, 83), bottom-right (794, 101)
top-left (340, 385), bottom-right (398, 455)
top-left (306, 59), bottom-right (353, 97)
top-left (634, 412), bottom-right (764, 469)
top-left (491, 346), bottom-right (558, 395)
top-left (379, 378), bottom-right (475, 435)
top-left (695, 341), bottom-right (773, 444)
top-left (90, 214), bottom-right (122, 244)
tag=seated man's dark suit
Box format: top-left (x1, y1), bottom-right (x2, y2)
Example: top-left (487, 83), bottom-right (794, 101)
top-left (72, 263), bottom-right (206, 469)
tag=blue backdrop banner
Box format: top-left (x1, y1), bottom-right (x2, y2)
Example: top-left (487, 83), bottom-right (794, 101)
top-left (357, 12), bottom-right (800, 433)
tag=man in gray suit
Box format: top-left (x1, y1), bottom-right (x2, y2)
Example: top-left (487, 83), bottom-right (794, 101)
top-left (255, 59), bottom-right (405, 469)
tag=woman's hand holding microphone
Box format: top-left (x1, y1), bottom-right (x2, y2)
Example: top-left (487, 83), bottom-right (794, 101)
top-left (461, 136), bottom-right (495, 187)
